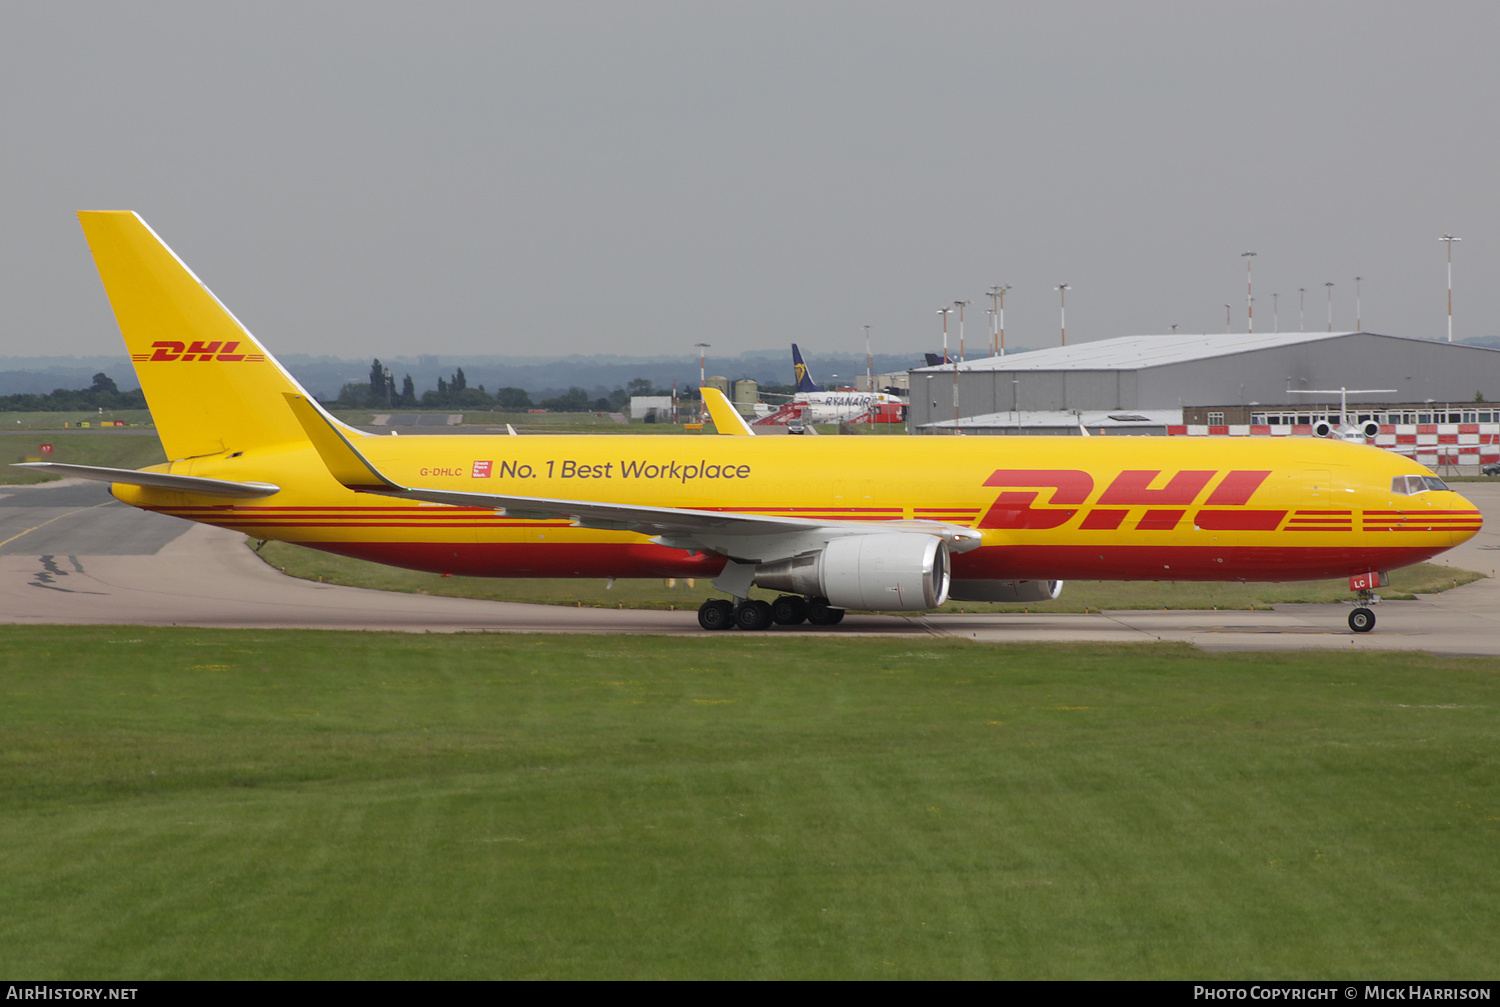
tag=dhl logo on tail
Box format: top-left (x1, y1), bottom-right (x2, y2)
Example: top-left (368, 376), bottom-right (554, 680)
top-left (135, 340), bottom-right (267, 363)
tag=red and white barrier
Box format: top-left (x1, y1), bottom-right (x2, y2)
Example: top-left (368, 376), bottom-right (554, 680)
top-left (1165, 422), bottom-right (1500, 468)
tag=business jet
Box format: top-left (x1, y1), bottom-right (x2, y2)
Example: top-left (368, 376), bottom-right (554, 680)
top-left (25, 213), bottom-right (1481, 635)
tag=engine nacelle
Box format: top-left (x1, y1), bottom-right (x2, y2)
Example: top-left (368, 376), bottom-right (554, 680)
top-left (947, 579), bottom-right (1064, 603)
top-left (755, 534), bottom-right (950, 611)
top-left (1313, 420), bottom-right (1334, 438)
top-left (1361, 420), bottom-right (1381, 439)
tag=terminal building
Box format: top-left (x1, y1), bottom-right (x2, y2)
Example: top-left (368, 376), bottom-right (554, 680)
top-left (907, 331), bottom-right (1500, 470)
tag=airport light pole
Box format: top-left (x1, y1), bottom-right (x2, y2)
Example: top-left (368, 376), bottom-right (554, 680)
top-left (1056, 283), bottom-right (1069, 346)
top-left (955, 300), bottom-right (971, 361)
top-left (1354, 276), bottom-right (1362, 331)
top-left (1441, 234), bottom-right (1460, 342)
top-left (1224, 304), bottom-right (1231, 334)
top-left (938, 306), bottom-right (957, 423)
top-left (694, 341), bottom-right (710, 424)
top-left (863, 324), bottom-right (872, 391)
top-left (1242, 251), bottom-right (1256, 333)
top-left (1298, 287), bottom-right (1306, 331)
top-left (1325, 283), bottom-right (1334, 332)
top-left (1273, 292), bottom-right (1279, 333)
top-left (988, 284), bottom-right (1011, 356)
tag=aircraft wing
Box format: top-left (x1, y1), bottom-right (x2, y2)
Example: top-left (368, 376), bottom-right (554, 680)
top-left (281, 393), bottom-right (980, 562)
top-left (11, 462), bottom-right (280, 498)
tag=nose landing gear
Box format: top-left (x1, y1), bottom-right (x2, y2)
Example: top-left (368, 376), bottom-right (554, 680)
top-left (1346, 576), bottom-right (1383, 634)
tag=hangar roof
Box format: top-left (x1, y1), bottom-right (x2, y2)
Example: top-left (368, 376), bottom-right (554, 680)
top-left (913, 330), bottom-right (1403, 373)
top-left (919, 408), bottom-right (1182, 430)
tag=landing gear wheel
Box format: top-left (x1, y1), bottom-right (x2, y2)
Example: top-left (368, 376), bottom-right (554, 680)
top-left (697, 599), bottom-right (735, 631)
top-left (771, 595), bottom-right (807, 625)
top-left (1348, 607), bottom-right (1376, 633)
top-left (734, 599), bottom-right (773, 631)
top-left (805, 597), bottom-right (846, 626)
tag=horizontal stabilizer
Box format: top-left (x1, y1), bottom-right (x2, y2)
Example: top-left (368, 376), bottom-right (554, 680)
top-left (281, 393), bottom-right (401, 492)
top-left (12, 462), bottom-right (280, 498)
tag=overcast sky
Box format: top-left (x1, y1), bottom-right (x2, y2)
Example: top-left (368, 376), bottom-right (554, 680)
top-left (3, 2), bottom-right (1497, 364)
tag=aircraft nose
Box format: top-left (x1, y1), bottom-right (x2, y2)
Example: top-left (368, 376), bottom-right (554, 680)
top-left (1448, 489), bottom-right (1484, 546)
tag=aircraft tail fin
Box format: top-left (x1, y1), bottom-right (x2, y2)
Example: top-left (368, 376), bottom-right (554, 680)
top-left (76, 211), bottom-right (347, 461)
top-left (924, 352), bottom-right (948, 367)
top-left (792, 343), bottom-right (823, 393)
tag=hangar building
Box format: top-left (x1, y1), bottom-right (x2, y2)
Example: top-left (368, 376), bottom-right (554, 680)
top-left (908, 331), bottom-right (1500, 434)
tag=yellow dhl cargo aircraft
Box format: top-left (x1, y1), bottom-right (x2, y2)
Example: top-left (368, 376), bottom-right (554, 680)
top-left (23, 212), bottom-right (1483, 633)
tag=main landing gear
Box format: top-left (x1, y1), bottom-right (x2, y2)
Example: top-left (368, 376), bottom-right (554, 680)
top-left (697, 595), bottom-right (844, 631)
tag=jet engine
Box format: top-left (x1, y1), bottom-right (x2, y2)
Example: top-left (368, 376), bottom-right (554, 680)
top-left (755, 534), bottom-right (950, 610)
top-left (947, 579), bottom-right (1064, 603)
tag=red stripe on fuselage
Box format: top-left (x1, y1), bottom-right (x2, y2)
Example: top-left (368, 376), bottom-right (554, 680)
top-left (951, 544), bottom-right (1451, 582)
top-left (306, 540), bottom-right (731, 578)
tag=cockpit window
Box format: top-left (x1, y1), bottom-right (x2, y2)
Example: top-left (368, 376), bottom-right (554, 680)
top-left (1392, 475), bottom-right (1450, 495)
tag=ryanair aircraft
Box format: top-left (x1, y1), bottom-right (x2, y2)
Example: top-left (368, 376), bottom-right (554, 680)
top-left (25, 213), bottom-right (1483, 633)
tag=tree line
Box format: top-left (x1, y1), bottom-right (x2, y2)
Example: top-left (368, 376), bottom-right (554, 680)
top-left (0, 373), bottom-right (146, 412)
top-left (335, 360), bottom-right (677, 413)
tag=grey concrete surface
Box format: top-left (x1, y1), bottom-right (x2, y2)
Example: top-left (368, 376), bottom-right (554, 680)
top-left (0, 477), bottom-right (1495, 653)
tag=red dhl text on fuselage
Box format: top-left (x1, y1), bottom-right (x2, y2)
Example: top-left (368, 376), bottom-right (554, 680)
top-left (117, 433), bottom-right (1479, 582)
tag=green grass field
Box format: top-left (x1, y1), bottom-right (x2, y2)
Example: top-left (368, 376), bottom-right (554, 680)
top-left (0, 628), bottom-right (1494, 979)
top-left (0, 409), bottom-right (155, 430)
top-left (256, 539), bottom-right (1484, 611)
top-left (0, 430), bottom-right (167, 484)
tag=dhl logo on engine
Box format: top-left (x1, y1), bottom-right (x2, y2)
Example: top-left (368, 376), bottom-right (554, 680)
top-left (132, 340), bottom-right (267, 363)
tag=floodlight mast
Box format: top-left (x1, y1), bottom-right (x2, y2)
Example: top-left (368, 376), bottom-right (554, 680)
top-left (1441, 234), bottom-right (1460, 342)
top-left (694, 342), bottom-right (710, 424)
top-left (988, 284), bottom-right (1011, 356)
top-left (1355, 276), bottom-right (1363, 331)
top-left (1273, 292), bottom-right (1279, 333)
top-left (1325, 283), bottom-right (1334, 332)
top-left (1056, 283), bottom-right (1069, 346)
top-left (938, 306), bottom-right (957, 423)
top-left (863, 324), bottom-right (872, 390)
top-left (955, 300), bottom-right (971, 362)
top-left (1299, 288), bottom-right (1306, 331)
top-left (1224, 304), bottom-right (1231, 333)
top-left (1242, 251), bottom-right (1256, 333)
